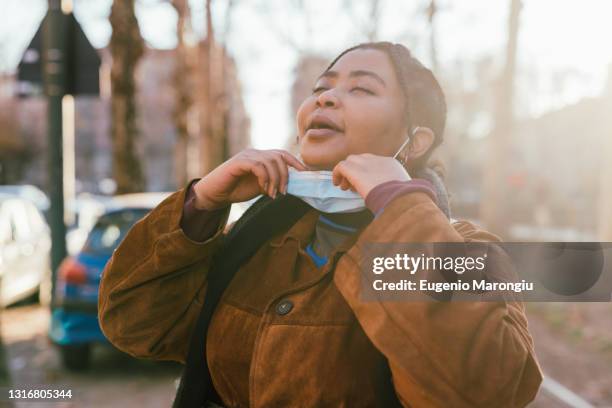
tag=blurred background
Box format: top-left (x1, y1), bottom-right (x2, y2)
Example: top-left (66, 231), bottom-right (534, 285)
top-left (0, 0), bottom-right (611, 406)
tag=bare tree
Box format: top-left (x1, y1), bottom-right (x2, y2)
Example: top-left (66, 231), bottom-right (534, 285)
top-left (171, 0), bottom-right (196, 187)
top-left (366, 0), bottom-right (381, 41)
top-left (198, 0), bottom-right (233, 174)
top-left (426, 0), bottom-right (438, 73)
top-left (340, 0), bottom-right (383, 42)
top-left (255, 0), bottom-right (308, 53)
top-left (0, 94), bottom-right (28, 183)
top-left (598, 70), bottom-right (612, 240)
top-left (480, 0), bottom-right (522, 236)
top-left (109, 0), bottom-right (146, 193)
top-left (198, 0), bottom-right (214, 175)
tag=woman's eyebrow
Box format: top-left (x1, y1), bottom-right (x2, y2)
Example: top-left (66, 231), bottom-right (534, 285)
top-left (317, 69), bottom-right (387, 87)
top-left (349, 70), bottom-right (387, 87)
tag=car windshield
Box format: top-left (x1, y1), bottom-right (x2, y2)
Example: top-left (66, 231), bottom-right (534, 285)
top-left (82, 209), bottom-right (149, 255)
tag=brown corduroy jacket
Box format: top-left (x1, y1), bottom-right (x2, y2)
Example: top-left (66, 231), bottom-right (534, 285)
top-left (98, 185), bottom-right (543, 407)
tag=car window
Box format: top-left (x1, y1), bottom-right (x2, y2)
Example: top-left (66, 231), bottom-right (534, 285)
top-left (82, 209), bottom-right (149, 255)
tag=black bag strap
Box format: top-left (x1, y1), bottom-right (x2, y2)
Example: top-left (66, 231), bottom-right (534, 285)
top-left (173, 194), bottom-right (311, 408)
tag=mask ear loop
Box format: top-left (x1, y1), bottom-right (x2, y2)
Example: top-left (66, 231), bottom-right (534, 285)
top-left (393, 126), bottom-right (420, 167)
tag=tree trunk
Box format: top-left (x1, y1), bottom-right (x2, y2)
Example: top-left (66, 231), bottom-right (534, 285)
top-left (367, 0), bottom-right (380, 41)
top-left (109, 0), bottom-right (145, 194)
top-left (427, 0), bottom-right (438, 73)
top-left (597, 72), bottom-right (612, 240)
top-left (198, 0), bottom-right (227, 175)
top-left (480, 0), bottom-right (522, 237)
top-left (171, 0), bottom-right (195, 188)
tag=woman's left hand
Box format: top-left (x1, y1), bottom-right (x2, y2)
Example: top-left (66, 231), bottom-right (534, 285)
top-left (332, 153), bottom-right (411, 198)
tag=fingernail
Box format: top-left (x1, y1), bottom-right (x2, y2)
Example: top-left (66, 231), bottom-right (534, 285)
top-left (263, 182), bottom-right (268, 192)
top-left (272, 187), bottom-right (277, 199)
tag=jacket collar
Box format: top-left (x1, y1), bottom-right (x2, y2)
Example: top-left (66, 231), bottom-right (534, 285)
top-left (268, 205), bottom-right (367, 255)
top-left (269, 207), bottom-right (320, 247)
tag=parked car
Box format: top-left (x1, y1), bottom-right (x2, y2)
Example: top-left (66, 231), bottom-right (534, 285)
top-left (0, 193), bottom-right (52, 307)
top-left (0, 185), bottom-right (50, 214)
top-left (65, 193), bottom-right (115, 255)
top-left (49, 192), bottom-right (170, 370)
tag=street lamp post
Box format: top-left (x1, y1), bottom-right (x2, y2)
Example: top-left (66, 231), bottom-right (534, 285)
top-left (44, 0), bottom-right (68, 305)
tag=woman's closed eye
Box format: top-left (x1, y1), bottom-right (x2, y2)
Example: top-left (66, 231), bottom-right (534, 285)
top-left (312, 86), bottom-right (375, 95)
top-left (350, 86), bottom-right (375, 95)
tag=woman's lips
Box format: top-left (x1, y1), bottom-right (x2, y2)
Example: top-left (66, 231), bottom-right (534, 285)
top-left (305, 113), bottom-right (344, 139)
top-left (305, 128), bottom-right (342, 139)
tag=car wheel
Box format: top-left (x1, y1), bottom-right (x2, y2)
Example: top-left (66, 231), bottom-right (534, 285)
top-left (60, 344), bottom-right (91, 371)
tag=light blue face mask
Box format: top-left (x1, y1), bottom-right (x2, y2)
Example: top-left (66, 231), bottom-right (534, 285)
top-left (287, 129), bottom-right (416, 213)
top-left (286, 168), bottom-right (366, 213)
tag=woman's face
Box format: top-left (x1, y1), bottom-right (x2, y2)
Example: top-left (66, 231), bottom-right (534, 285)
top-left (296, 48), bottom-right (410, 170)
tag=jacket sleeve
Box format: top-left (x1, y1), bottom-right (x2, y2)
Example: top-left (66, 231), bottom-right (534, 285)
top-left (333, 192), bottom-right (543, 408)
top-left (98, 183), bottom-right (231, 364)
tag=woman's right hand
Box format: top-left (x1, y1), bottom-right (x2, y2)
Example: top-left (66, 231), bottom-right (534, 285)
top-left (192, 149), bottom-right (307, 210)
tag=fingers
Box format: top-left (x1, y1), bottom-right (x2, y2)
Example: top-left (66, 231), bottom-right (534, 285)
top-left (260, 157), bottom-right (279, 198)
top-left (274, 150), bottom-right (307, 171)
top-left (238, 149), bottom-right (306, 198)
top-left (237, 159), bottom-right (269, 194)
top-left (333, 155), bottom-right (364, 192)
top-left (270, 154), bottom-right (289, 195)
top-left (332, 160), bottom-right (346, 186)
top-left (263, 150), bottom-right (304, 197)
top-left (339, 177), bottom-right (352, 190)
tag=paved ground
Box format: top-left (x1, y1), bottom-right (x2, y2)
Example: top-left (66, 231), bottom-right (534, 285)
top-left (527, 303), bottom-right (612, 407)
top-left (0, 303), bottom-right (182, 408)
top-left (0, 302), bottom-right (610, 407)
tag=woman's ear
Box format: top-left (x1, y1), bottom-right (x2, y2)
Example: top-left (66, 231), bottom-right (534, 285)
top-left (405, 126), bottom-right (435, 161)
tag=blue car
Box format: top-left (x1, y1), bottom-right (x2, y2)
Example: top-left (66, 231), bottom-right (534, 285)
top-left (49, 206), bottom-right (153, 370)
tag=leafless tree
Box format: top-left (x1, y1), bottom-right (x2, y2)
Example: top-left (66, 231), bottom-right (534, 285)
top-left (480, 0), bottom-right (522, 236)
top-left (341, 0), bottom-right (383, 42)
top-left (0, 95), bottom-right (28, 183)
top-left (109, 0), bottom-right (146, 193)
top-left (598, 72), bottom-right (612, 239)
top-left (366, 0), bottom-right (381, 41)
top-left (198, 0), bottom-right (237, 175)
top-left (426, 0), bottom-right (438, 73)
top-left (170, 0), bottom-right (196, 187)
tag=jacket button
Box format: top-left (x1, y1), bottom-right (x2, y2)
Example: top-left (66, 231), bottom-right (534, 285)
top-left (275, 300), bottom-right (294, 316)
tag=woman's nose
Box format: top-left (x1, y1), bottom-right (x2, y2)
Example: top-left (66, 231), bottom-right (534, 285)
top-left (316, 88), bottom-right (340, 108)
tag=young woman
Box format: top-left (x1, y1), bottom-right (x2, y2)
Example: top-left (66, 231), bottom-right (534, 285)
top-left (98, 42), bottom-right (542, 407)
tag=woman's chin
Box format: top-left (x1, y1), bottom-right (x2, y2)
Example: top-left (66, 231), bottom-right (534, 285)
top-left (299, 146), bottom-right (344, 171)
top-left (300, 154), bottom-right (338, 171)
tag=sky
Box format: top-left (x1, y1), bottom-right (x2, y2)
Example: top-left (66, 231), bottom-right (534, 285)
top-left (1, 0), bottom-right (611, 149)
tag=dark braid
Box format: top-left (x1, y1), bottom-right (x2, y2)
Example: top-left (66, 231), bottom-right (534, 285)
top-left (326, 42), bottom-right (447, 173)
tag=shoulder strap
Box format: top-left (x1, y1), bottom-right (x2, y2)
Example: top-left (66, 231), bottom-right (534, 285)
top-left (173, 194), bottom-right (311, 408)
